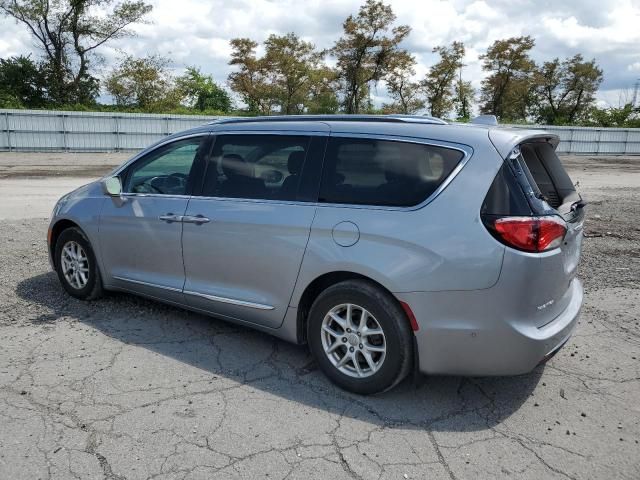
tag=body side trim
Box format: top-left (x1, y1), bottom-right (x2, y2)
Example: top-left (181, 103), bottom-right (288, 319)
top-left (183, 290), bottom-right (275, 311)
top-left (112, 275), bottom-right (183, 293)
top-left (112, 276), bottom-right (275, 310)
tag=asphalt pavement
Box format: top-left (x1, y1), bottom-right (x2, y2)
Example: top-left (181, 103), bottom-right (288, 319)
top-left (0, 153), bottom-right (638, 479)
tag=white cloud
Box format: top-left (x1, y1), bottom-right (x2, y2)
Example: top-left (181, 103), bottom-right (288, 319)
top-left (541, 3), bottom-right (640, 53)
top-left (1, 0), bottom-right (639, 107)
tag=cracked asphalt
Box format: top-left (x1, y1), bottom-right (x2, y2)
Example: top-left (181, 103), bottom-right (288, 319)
top-left (0, 153), bottom-right (639, 479)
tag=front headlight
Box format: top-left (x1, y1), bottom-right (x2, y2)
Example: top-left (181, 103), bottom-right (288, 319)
top-left (51, 195), bottom-right (69, 219)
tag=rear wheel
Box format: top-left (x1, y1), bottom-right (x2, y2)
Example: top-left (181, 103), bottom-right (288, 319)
top-left (308, 280), bottom-right (413, 394)
top-left (54, 227), bottom-right (103, 300)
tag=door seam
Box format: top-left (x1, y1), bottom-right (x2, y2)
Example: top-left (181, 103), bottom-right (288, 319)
top-left (282, 205), bottom-right (318, 317)
top-left (179, 196), bottom-right (192, 292)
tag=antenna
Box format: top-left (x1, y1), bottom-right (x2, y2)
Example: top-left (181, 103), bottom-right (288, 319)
top-left (633, 78), bottom-right (640, 108)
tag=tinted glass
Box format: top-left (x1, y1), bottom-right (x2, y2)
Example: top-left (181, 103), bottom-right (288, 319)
top-left (124, 137), bottom-right (203, 195)
top-left (481, 162), bottom-right (532, 216)
top-left (319, 138), bottom-right (464, 207)
top-left (520, 144), bottom-right (561, 208)
top-left (201, 135), bottom-right (310, 200)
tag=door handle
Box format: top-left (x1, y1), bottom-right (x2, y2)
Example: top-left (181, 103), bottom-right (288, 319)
top-left (159, 213), bottom-right (182, 223)
top-left (181, 214), bottom-right (211, 225)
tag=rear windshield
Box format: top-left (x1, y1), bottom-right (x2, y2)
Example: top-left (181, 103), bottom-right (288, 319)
top-left (519, 142), bottom-right (576, 209)
top-left (319, 137), bottom-right (464, 207)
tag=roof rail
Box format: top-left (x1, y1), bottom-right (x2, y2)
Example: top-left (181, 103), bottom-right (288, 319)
top-left (208, 114), bottom-right (447, 126)
top-left (383, 114), bottom-right (448, 125)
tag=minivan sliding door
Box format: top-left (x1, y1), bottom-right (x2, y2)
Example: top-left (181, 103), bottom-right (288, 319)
top-left (181, 132), bottom-right (327, 328)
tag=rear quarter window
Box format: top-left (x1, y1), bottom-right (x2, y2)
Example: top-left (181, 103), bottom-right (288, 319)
top-left (319, 137), bottom-right (464, 207)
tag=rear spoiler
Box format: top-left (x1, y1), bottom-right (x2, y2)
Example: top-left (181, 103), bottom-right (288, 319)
top-left (488, 129), bottom-right (560, 160)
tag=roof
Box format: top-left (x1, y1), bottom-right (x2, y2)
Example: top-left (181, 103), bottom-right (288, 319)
top-left (171, 114), bottom-right (560, 158)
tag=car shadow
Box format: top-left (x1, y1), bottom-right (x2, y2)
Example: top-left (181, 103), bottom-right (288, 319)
top-left (16, 272), bottom-right (544, 432)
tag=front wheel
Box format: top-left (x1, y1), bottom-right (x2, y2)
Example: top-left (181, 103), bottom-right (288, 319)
top-left (54, 227), bottom-right (103, 300)
top-left (308, 280), bottom-right (414, 394)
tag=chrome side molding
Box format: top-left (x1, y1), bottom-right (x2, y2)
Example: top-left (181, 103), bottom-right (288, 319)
top-left (112, 276), bottom-right (182, 293)
top-left (183, 290), bottom-right (274, 310)
top-left (113, 276), bottom-right (275, 311)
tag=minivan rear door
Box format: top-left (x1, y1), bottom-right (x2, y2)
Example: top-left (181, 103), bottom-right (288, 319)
top-left (180, 131), bottom-right (327, 329)
top-left (512, 141), bottom-right (584, 326)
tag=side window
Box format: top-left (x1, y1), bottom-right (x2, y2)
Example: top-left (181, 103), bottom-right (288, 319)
top-left (201, 134), bottom-right (310, 200)
top-left (124, 137), bottom-right (203, 195)
top-left (319, 137), bottom-right (465, 207)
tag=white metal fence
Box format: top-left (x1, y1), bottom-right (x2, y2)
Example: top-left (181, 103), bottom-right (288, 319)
top-left (1, 108), bottom-right (640, 154)
top-left (0, 109), bottom-right (221, 152)
top-left (505, 124), bottom-right (640, 155)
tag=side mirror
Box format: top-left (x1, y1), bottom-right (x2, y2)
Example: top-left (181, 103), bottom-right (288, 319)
top-left (102, 176), bottom-right (122, 196)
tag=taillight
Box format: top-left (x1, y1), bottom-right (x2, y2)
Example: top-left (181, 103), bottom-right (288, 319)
top-left (486, 216), bottom-right (567, 252)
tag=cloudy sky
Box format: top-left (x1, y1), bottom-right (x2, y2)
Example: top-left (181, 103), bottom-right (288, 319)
top-left (1, 0), bottom-right (639, 108)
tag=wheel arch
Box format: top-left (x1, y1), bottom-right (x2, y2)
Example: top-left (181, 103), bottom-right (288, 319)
top-left (49, 218), bottom-right (82, 268)
top-left (295, 271), bottom-right (404, 344)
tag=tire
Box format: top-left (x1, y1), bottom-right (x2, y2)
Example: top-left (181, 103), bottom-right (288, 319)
top-left (54, 227), bottom-right (103, 301)
top-left (307, 280), bottom-right (414, 395)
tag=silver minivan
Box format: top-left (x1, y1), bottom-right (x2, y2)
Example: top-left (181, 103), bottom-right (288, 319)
top-left (48, 115), bottom-right (585, 394)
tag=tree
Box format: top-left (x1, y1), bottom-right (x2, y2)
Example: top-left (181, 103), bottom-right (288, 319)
top-left (228, 38), bottom-right (275, 115)
top-left (0, 55), bottom-right (47, 107)
top-left (453, 70), bottom-right (474, 121)
top-left (421, 41), bottom-right (465, 118)
top-left (585, 104), bottom-right (640, 128)
top-left (228, 33), bottom-right (335, 115)
top-left (0, 0), bottom-right (152, 105)
top-left (533, 54), bottom-right (603, 124)
top-left (479, 36), bottom-right (536, 121)
top-left (306, 66), bottom-right (340, 114)
top-left (331, 0), bottom-right (411, 113)
top-left (262, 33), bottom-right (326, 114)
top-left (383, 51), bottom-right (424, 114)
top-left (176, 67), bottom-right (232, 113)
top-left (105, 54), bottom-right (180, 111)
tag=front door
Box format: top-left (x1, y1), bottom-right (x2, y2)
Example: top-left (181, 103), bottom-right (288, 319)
top-left (181, 133), bottom-right (324, 328)
top-left (99, 135), bottom-right (206, 303)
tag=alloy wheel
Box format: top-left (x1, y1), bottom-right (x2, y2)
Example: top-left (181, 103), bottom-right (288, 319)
top-left (60, 241), bottom-right (89, 290)
top-left (320, 303), bottom-right (387, 378)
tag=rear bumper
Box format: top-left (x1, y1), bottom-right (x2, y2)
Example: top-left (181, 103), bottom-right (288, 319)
top-left (396, 277), bottom-right (582, 376)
